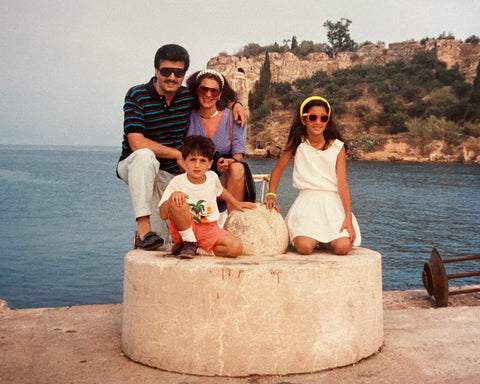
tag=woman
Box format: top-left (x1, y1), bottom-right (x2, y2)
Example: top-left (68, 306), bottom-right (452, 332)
top-left (186, 69), bottom-right (249, 213)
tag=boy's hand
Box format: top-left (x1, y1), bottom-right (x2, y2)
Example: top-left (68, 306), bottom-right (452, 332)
top-left (170, 191), bottom-right (189, 208)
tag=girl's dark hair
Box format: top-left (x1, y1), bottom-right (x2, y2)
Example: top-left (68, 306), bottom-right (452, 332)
top-left (285, 98), bottom-right (347, 155)
top-left (154, 44), bottom-right (190, 71)
top-left (186, 71), bottom-right (237, 110)
top-left (181, 135), bottom-right (215, 160)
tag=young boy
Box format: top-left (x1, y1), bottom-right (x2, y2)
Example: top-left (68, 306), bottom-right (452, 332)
top-left (159, 135), bottom-right (256, 258)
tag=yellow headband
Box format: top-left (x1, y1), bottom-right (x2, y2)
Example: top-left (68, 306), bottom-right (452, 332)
top-left (300, 96), bottom-right (331, 117)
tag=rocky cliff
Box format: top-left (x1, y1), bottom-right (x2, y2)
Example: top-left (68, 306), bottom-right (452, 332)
top-left (207, 40), bottom-right (480, 164)
top-left (208, 39), bottom-right (480, 110)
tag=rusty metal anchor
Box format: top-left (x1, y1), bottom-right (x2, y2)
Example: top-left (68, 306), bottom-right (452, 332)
top-left (422, 247), bottom-right (480, 307)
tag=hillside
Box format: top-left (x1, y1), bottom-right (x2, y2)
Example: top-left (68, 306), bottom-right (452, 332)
top-left (208, 39), bottom-right (480, 163)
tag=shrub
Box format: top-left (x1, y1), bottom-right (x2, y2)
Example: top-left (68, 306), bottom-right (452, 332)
top-left (347, 88), bottom-right (363, 101)
top-left (388, 113), bottom-right (408, 134)
top-left (368, 81), bottom-right (390, 95)
top-left (406, 115), bottom-right (461, 142)
top-left (451, 80), bottom-right (472, 98)
top-left (330, 99), bottom-right (348, 116)
top-left (312, 70), bottom-right (330, 87)
top-left (428, 86), bottom-right (456, 106)
top-left (462, 120), bottom-right (480, 137)
top-left (272, 82), bottom-right (292, 96)
top-left (407, 100), bottom-right (429, 118)
top-left (402, 86), bottom-right (423, 102)
top-left (354, 104), bottom-right (372, 118)
top-left (249, 101), bottom-right (274, 123)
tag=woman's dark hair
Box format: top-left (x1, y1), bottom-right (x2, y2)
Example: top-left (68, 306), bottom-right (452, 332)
top-left (186, 71), bottom-right (237, 110)
top-left (181, 135), bottom-right (215, 160)
top-left (154, 44), bottom-right (190, 71)
top-left (285, 98), bottom-right (347, 155)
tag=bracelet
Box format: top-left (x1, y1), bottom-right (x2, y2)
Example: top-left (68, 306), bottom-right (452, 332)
top-left (266, 192), bottom-right (277, 198)
top-left (232, 101), bottom-right (243, 109)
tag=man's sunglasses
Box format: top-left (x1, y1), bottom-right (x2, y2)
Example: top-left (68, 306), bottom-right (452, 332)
top-left (304, 113), bottom-right (330, 123)
top-left (198, 86), bottom-right (221, 98)
top-left (158, 67), bottom-right (186, 78)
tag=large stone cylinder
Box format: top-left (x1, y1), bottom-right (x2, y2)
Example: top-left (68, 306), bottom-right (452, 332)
top-left (122, 248), bottom-right (383, 376)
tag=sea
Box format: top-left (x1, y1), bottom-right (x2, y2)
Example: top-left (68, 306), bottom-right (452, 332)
top-left (1, 144), bottom-right (479, 309)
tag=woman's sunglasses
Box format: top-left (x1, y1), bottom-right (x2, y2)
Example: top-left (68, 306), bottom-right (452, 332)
top-left (304, 113), bottom-right (330, 123)
top-left (159, 67), bottom-right (186, 78)
top-left (198, 86), bottom-right (221, 98)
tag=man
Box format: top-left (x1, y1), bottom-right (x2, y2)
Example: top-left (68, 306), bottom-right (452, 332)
top-left (117, 44), bottom-right (245, 249)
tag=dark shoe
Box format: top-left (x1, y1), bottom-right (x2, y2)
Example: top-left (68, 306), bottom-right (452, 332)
top-left (135, 231), bottom-right (164, 250)
top-left (179, 242), bottom-right (197, 259)
top-left (171, 242), bottom-right (184, 256)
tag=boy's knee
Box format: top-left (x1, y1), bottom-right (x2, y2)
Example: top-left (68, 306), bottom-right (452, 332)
top-left (229, 239), bottom-right (243, 257)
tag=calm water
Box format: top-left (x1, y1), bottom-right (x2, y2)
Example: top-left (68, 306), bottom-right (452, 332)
top-left (1, 145), bottom-right (479, 309)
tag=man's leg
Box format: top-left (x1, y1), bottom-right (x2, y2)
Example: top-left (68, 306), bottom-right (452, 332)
top-left (117, 149), bottom-right (166, 247)
top-left (150, 170), bottom-right (174, 242)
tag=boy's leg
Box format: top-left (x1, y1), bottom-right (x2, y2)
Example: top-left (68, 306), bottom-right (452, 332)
top-left (213, 233), bottom-right (242, 258)
top-left (168, 205), bottom-right (197, 258)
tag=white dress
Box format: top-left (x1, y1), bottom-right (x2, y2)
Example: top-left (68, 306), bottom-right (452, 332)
top-left (285, 139), bottom-right (361, 245)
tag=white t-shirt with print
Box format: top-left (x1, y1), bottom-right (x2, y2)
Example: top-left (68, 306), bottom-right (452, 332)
top-left (159, 170), bottom-right (224, 223)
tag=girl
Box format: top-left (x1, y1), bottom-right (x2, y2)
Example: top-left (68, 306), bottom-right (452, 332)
top-left (264, 96), bottom-right (361, 255)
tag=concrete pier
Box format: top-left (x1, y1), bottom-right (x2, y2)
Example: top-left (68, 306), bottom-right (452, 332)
top-left (121, 248), bottom-right (383, 376)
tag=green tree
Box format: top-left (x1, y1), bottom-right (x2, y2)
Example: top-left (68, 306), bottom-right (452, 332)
top-left (466, 61), bottom-right (480, 120)
top-left (248, 52), bottom-right (272, 111)
top-left (323, 18), bottom-right (356, 57)
top-left (291, 36), bottom-right (298, 50)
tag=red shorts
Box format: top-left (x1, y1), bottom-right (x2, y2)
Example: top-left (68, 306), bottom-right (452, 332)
top-left (169, 218), bottom-right (230, 252)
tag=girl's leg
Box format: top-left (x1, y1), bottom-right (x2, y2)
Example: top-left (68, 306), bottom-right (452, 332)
top-left (213, 234), bottom-right (242, 258)
top-left (329, 237), bottom-right (352, 255)
top-left (293, 236), bottom-right (317, 255)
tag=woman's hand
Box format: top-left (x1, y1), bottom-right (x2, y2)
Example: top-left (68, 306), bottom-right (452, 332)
top-left (216, 157), bottom-right (235, 173)
top-left (233, 201), bottom-right (257, 212)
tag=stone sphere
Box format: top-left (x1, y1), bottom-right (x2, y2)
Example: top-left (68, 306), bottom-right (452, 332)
top-left (224, 204), bottom-right (288, 256)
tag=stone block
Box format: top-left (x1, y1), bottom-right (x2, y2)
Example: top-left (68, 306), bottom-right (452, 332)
top-left (122, 247), bottom-right (383, 376)
top-left (224, 204), bottom-right (288, 256)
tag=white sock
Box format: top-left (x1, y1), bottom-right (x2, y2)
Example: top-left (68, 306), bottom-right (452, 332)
top-left (179, 227), bottom-right (196, 243)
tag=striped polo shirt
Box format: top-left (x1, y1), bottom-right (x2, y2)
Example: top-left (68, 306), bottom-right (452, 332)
top-left (119, 77), bottom-right (194, 174)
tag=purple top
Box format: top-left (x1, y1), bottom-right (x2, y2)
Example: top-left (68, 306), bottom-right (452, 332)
top-left (186, 108), bottom-right (247, 156)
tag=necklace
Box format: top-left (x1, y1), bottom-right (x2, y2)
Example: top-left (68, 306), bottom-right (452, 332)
top-left (200, 110), bottom-right (219, 119)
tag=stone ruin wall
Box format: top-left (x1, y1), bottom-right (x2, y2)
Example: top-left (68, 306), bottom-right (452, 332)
top-left (207, 39), bottom-right (480, 110)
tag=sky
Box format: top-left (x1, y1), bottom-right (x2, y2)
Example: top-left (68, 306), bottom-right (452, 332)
top-left (1, 0), bottom-right (479, 147)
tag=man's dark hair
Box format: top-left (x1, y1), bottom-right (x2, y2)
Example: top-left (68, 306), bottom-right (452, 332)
top-left (154, 44), bottom-right (190, 71)
top-left (181, 135), bottom-right (215, 160)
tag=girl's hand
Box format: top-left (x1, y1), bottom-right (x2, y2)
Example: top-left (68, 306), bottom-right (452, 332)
top-left (170, 191), bottom-right (188, 208)
top-left (261, 197), bottom-right (279, 212)
top-left (340, 218), bottom-right (356, 244)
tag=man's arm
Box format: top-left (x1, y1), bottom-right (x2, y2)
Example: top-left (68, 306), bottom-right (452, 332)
top-left (227, 102), bottom-right (247, 126)
top-left (128, 133), bottom-right (183, 162)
